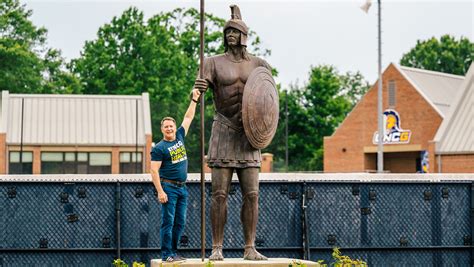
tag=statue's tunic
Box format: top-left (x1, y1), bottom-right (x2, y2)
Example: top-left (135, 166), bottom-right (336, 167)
top-left (203, 54), bottom-right (271, 168)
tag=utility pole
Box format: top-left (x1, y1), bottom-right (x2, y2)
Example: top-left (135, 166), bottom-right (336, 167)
top-left (377, 0), bottom-right (384, 173)
top-left (285, 89), bottom-right (289, 172)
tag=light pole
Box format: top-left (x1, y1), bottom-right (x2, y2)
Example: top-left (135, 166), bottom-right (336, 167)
top-left (376, 0), bottom-right (384, 173)
top-left (362, 0), bottom-right (384, 172)
top-left (285, 88), bottom-right (289, 172)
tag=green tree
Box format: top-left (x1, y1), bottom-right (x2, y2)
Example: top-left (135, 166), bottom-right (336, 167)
top-left (267, 65), bottom-right (368, 171)
top-left (0, 0), bottom-right (79, 93)
top-left (400, 34), bottom-right (474, 75)
top-left (339, 71), bottom-right (370, 107)
top-left (70, 7), bottom-right (271, 171)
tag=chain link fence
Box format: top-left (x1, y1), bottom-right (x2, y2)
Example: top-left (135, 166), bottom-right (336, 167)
top-left (0, 174), bottom-right (472, 266)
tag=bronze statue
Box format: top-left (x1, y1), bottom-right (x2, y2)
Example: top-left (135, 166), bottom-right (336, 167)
top-left (194, 5), bottom-right (278, 261)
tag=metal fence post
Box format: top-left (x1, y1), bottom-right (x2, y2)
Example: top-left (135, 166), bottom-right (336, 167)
top-left (470, 182), bottom-right (474, 265)
top-left (302, 182), bottom-right (310, 260)
top-left (116, 181), bottom-right (122, 260)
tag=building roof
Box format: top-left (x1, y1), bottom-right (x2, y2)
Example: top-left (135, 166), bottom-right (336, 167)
top-left (395, 64), bottom-right (465, 117)
top-left (434, 63), bottom-right (474, 154)
top-left (0, 91), bottom-right (152, 146)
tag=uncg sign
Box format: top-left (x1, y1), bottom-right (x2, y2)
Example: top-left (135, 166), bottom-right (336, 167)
top-left (372, 109), bottom-right (412, 144)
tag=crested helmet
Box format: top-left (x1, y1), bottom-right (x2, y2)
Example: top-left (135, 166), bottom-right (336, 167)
top-left (223, 5), bottom-right (248, 49)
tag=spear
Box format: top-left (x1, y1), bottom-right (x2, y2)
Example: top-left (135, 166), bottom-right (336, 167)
top-left (199, 0), bottom-right (206, 261)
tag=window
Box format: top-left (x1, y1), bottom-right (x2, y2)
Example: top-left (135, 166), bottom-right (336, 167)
top-left (41, 152), bottom-right (63, 174)
top-left (77, 152), bottom-right (88, 174)
top-left (64, 152), bottom-right (76, 174)
top-left (120, 152), bottom-right (143, 173)
top-left (89, 153), bottom-right (112, 174)
top-left (40, 152), bottom-right (112, 174)
top-left (388, 80), bottom-right (396, 107)
top-left (9, 152), bottom-right (33, 174)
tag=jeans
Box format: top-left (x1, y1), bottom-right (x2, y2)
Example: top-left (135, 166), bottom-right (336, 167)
top-left (160, 182), bottom-right (188, 260)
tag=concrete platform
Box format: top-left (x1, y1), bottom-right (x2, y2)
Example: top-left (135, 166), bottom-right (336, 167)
top-left (151, 258), bottom-right (320, 267)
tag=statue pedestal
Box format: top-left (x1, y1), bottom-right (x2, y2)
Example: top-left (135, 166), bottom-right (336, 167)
top-left (151, 258), bottom-right (320, 267)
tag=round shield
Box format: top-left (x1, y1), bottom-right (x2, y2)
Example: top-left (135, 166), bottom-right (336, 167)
top-left (242, 67), bottom-right (279, 149)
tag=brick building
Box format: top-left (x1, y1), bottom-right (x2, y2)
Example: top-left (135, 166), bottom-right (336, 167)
top-left (324, 63), bottom-right (473, 173)
top-left (0, 91), bottom-right (152, 174)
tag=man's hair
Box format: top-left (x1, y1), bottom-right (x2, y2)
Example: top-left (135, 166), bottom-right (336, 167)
top-left (161, 117), bottom-right (176, 127)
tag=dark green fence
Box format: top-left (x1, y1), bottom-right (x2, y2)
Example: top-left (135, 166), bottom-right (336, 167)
top-left (0, 174), bottom-right (472, 266)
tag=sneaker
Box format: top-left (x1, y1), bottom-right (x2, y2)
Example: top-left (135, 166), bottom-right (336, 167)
top-left (174, 255), bottom-right (187, 261)
top-left (164, 256), bottom-right (186, 262)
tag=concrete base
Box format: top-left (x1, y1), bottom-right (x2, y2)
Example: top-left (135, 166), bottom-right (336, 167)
top-left (151, 258), bottom-right (320, 267)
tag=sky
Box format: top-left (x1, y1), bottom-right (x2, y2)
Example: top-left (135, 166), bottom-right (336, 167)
top-left (23, 0), bottom-right (473, 88)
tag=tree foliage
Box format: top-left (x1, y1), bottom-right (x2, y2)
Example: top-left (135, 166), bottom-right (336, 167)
top-left (339, 71), bottom-right (370, 106)
top-left (0, 0), bottom-right (79, 93)
top-left (267, 65), bottom-right (369, 171)
top-left (2, 1), bottom-right (373, 172)
top-left (400, 35), bottom-right (473, 75)
top-left (70, 7), bottom-right (270, 171)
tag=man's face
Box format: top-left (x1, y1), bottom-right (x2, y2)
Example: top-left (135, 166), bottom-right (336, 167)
top-left (161, 120), bottom-right (176, 141)
top-left (225, 27), bottom-right (241, 47)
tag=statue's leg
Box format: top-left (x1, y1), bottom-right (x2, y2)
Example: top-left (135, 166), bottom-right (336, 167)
top-left (209, 167), bottom-right (233, 261)
top-left (237, 167), bottom-right (268, 260)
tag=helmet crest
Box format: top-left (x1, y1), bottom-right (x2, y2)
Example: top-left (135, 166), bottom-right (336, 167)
top-left (224, 5), bottom-right (248, 48)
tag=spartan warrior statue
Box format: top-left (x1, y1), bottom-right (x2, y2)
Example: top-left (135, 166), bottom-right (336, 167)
top-left (194, 5), bottom-right (279, 261)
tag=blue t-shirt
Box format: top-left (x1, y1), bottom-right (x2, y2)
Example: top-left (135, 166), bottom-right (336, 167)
top-left (151, 126), bottom-right (188, 182)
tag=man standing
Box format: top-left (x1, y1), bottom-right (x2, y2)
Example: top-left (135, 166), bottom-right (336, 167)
top-left (150, 89), bottom-right (201, 263)
top-left (193, 5), bottom-right (272, 261)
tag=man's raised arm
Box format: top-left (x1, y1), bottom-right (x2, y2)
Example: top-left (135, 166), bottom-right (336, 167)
top-left (181, 88), bottom-right (201, 135)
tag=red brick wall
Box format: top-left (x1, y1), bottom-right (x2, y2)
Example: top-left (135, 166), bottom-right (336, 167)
top-left (383, 152), bottom-right (419, 173)
top-left (439, 154), bottom-right (474, 173)
top-left (427, 141), bottom-right (437, 173)
top-left (261, 153), bottom-right (273, 173)
top-left (324, 64), bottom-right (443, 172)
top-left (0, 133), bottom-right (6, 174)
top-left (144, 134), bottom-right (152, 173)
top-left (111, 147), bottom-right (120, 174)
top-left (32, 146), bottom-right (41, 174)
